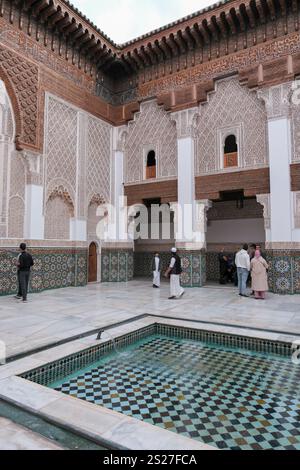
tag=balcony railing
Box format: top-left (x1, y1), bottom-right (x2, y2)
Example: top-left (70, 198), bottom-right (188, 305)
top-left (146, 166), bottom-right (156, 179)
top-left (224, 152), bottom-right (238, 168)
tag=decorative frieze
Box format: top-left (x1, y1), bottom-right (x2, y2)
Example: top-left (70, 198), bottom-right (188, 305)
top-left (258, 82), bottom-right (293, 119)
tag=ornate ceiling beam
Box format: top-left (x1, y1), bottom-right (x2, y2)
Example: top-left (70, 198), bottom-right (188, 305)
top-left (186, 25), bottom-right (203, 47)
top-left (140, 45), bottom-right (153, 66)
top-left (266, 0), bottom-right (276, 20)
top-left (256, 0), bottom-right (267, 23)
top-left (226, 9), bottom-right (238, 34)
top-left (133, 49), bottom-right (146, 67)
top-left (210, 16), bottom-right (221, 40)
top-left (246, 3), bottom-right (257, 28)
top-left (177, 30), bottom-right (189, 52)
top-left (154, 39), bottom-right (167, 61)
top-left (168, 33), bottom-right (181, 56)
top-left (200, 20), bottom-right (211, 43)
top-left (216, 13), bottom-right (229, 39)
top-left (160, 37), bottom-right (173, 59)
top-left (182, 27), bottom-right (196, 50)
top-left (278, 0), bottom-right (287, 15)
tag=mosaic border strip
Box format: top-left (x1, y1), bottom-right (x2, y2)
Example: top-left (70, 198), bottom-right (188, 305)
top-left (20, 324), bottom-right (294, 387)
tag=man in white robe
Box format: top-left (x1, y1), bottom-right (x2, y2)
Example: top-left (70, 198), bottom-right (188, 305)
top-left (152, 253), bottom-right (161, 288)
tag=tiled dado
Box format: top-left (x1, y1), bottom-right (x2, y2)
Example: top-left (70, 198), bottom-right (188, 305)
top-left (134, 251), bottom-right (206, 288)
top-left (101, 249), bottom-right (134, 282)
top-left (0, 248), bottom-right (88, 296)
top-left (266, 250), bottom-right (300, 295)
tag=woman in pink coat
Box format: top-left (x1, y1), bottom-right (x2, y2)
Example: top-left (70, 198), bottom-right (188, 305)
top-left (251, 250), bottom-right (269, 300)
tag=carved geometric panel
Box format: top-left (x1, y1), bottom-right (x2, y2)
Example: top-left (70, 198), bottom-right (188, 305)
top-left (196, 78), bottom-right (268, 175)
top-left (125, 101), bottom-right (177, 183)
top-left (87, 116), bottom-right (111, 204)
top-left (45, 195), bottom-right (72, 240)
top-left (8, 196), bottom-right (24, 238)
top-left (292, 105), bottom-right (300, 163)
top-left (45, 96), bottom-right (78, 200)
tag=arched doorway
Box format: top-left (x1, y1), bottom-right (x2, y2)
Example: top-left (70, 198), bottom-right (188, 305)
top-left (88, 242), bottom-right (98, 283)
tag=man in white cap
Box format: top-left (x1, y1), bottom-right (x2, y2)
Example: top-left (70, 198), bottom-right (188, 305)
top-left (165, 248), bottom-right (185, 300)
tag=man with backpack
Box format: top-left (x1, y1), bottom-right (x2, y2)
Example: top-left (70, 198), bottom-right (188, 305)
top-left (15, 243), bottom-right (34, 303)
top-left (165, 248), bottom-right (185, 300)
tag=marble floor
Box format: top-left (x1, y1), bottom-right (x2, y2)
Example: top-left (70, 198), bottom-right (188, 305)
top-left (0, 418), bottom-right (63, 450)
top-left (0, 279), bottom-right (299, 359)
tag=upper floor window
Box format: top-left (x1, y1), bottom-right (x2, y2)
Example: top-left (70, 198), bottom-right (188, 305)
top-left (146, 150), bottom-right (157, 180)
top-left (224, 135), bottom-right (238, 168)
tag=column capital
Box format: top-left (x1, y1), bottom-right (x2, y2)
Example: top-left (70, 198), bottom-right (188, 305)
top-left (114, 125), bottom-right (128, 152)
top-left (20, 150), bottom-right (42, 185)
top-left (258, 83), bottom-right (293, 120)
top-left (170, 107), bottom-right (200, 139)
top-left (256, 194), bottom-right (271, 231)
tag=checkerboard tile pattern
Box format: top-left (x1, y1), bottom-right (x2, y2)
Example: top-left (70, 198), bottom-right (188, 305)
top-left (50, 336), bottom-right (300, 450)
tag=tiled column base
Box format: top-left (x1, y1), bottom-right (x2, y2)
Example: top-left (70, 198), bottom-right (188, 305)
top-left (180, 250), bottom-right (206, 288)
top-left (266, 250), bottom-right (300, 295)
top-left (101, 249), bottom-right (134, 282)
top-left (0, 248), bottom-right (88, 296)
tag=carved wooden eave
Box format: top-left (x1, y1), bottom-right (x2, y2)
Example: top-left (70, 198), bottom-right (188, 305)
top-left (3, 0), bottom-right (118, 72)
top-left (119, 0), bottom-right (299, 69)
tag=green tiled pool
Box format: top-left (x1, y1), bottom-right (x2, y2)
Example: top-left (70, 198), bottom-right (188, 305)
top-left (42, 334), bottom-right (300, 450)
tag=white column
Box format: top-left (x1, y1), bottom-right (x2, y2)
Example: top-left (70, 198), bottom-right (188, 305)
top-left (70, 112), bottom-right (87, 242)
top-left (70, 218), bottom-right (87, 242)
top-left (105, 126), bottom-right (132, 247)
top-left (24, 184), bottom-right (44, 239)
top-left (171, 108), bottom-right (205, 249)
top-left (23, 151), bottom-right (44, 240)
top-left (259, 84), bottom-right (293, 245)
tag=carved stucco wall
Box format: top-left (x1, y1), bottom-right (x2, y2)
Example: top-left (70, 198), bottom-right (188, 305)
top-left (195, 78), bottom-right (268, 175)
top-left (292, 97), bottom-right (300, 163)
top-left (44, 95), bottom-right (112, 240)
top-left (124, 100), bottom-right (177, 184)
top-left (0, 79), bottom-right (25, 239)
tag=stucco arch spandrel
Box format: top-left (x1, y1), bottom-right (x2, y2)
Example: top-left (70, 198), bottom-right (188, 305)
top-left (46, 179), bottom-right (75, 215)
top-left (0, 47), bottom-right (39, 151)
top-left (0, 65), bottom-right (23, 147)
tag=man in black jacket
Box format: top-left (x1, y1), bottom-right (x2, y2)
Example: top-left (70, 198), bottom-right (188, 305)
top-left (164, 248), bottom-right (185, 300)
top-left (15, 243), bottom-right (34, 303)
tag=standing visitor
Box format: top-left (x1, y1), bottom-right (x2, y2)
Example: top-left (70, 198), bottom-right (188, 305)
top-left (14, 243), bottom-right (34, 303)
top-left (251, 250), bottom-right (269, 300)
top-left (165, 248), bottom-right (185, 300)
top-left (218, 248), bottom-right (228, 285)
top-left (152, 253), bottom-right (161, 288)
top-left (235, 244), bottom-right (251, 297)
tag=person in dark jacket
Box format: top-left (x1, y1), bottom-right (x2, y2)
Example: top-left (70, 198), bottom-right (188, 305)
top-left (164, 248), bottom-right (184, 300)
top-left (15, 243), bottom-right (34, 303)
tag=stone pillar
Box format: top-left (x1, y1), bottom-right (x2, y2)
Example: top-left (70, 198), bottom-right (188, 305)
top-left (171, 109), bottom-right (209, 287)
top-left (70, 112), bottom-right (87, 242)
top-left (101, 126), bottom-right (134, 283)
top-left (23, 151), bottom-right (45, 240)
top-left (258, 83), bottom-right (296, 294)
